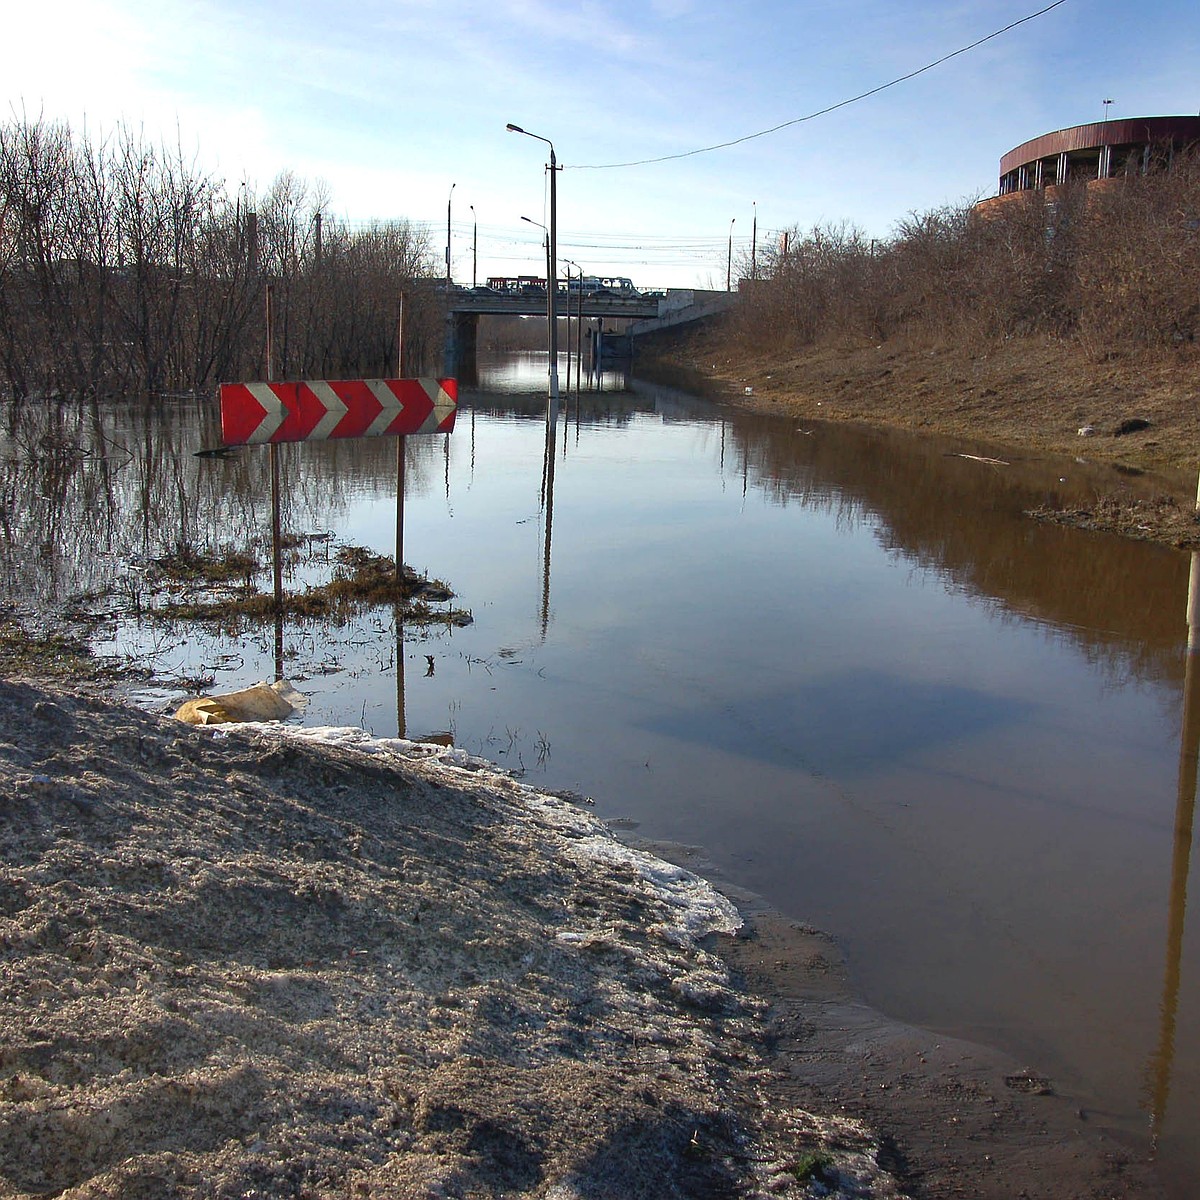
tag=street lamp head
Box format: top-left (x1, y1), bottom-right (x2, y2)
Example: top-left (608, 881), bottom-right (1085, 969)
top-left (507, 123), bottom-right (555, 158)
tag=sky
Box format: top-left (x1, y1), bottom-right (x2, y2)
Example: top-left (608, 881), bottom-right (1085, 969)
top-left (4, 0), bottom-right (1199, 290)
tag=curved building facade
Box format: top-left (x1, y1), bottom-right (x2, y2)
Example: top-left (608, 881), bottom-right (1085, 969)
top-left (996, 115), bottom-right (1200, 195)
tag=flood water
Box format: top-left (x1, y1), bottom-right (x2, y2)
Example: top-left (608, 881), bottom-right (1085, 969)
top-left (7, 353), bottom-right (1200, 1195)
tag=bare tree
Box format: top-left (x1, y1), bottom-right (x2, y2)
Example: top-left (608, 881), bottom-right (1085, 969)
top-left (0, 115), bottom-right (441, 403)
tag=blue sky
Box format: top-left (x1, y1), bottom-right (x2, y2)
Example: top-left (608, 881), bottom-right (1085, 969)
top-left (6, 0), bottom-right (1199, 288)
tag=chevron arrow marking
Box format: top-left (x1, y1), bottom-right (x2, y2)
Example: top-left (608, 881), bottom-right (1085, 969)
top-left (307, 381), bottom-right (350, 441)
top-left (220, 378), bottom-right (457, 446)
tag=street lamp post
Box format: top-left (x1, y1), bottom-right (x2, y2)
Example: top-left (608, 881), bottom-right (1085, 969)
top-left (506, 123), bottom-right (559, 416)
top-left (565, 258), bottom-right (585, 397)
top-left (445, 182), bottom-right (455, 293)
top-left (751, 201), bottom-right (758, 280)
top-left (470, 204), bottom-right (477, 289)
top-left (727, 218), bottom-right (736, 292)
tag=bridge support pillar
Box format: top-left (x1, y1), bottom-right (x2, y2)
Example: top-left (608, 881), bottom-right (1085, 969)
top-left (443, 311), bottom-right (479, 378)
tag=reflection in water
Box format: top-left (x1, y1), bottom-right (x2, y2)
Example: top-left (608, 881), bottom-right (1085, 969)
top-left (540, 405), bottom-right (557, 643)
top-left (720, 406), bottom-right (1189, 690)
top-left (395, 606), bottom-right (406, 739)
top-left (0, 398), bottom-right (452, 621)
top-left (641, 670), bottom-right (1034, 779)
top-left (1148, 552), bottom-right (1200, 1149)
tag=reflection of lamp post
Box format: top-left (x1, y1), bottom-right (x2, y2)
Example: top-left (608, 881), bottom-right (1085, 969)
top-left (445, 182), bottom-right (455, 292)
top-left (726, 217), bottom-right (736, 292)
top-left (507, 123), bottom-right (559, 416)
top-left (470, 204), bottom-right (477, 289)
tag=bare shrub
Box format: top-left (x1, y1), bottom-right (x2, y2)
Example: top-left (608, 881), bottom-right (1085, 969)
top-left (735, 221), bottom-right (880, 351)
top-left (1073, 148), bottom-right (1200, 355)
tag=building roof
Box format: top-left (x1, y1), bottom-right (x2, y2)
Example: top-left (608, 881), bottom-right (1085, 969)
top-left (1000, 116), bottom-right (1200, 175)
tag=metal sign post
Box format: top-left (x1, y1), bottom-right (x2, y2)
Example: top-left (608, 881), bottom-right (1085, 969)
top-left (396, 293), bottom-right (407, 583)
top-left (396, 292), bottom-right (407, 737)
top-left (264, 285), bottom-right (284, 681)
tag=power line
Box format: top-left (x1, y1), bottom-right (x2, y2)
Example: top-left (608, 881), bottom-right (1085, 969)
top-left (572, 0), bottom-right (1070, 170)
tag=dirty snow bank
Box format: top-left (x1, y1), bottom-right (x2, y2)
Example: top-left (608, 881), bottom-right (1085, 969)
top-left (0, 680), bottom-right (898, 1199)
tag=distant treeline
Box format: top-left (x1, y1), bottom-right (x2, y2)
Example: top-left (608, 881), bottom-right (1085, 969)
top-left (732, 148), bottom-right (1200, 358)
top-left (0, 116), bottom-right (446, 401)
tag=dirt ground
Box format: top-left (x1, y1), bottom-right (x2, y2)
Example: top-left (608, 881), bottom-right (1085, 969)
top-left (639, 329), bottom-right (1200, 549)
top-left (0, 675), bottom-right (1166, 1198)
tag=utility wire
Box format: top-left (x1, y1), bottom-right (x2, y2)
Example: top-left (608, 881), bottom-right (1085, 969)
top-left (572, 0), bottom-right (1070, 170)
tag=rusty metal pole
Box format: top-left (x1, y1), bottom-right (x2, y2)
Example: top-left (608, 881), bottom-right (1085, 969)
top-left (266, 284), bottom-right (284, 681)
top-left (396, 293), bottom-right (407, 584)
top-left (395, 292), bottom-right (408, 737)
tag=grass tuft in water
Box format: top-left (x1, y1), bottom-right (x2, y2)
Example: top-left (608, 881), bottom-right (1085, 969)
top-left (151, 544), bottom-right (471, 629)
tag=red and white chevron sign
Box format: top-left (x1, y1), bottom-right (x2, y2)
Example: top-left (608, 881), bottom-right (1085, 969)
top-left (219, 377), bottom-right (457, 446)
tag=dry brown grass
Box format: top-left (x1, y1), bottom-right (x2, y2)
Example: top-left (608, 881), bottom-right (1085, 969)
top-left (663, 327), bottom-right (1200, 471)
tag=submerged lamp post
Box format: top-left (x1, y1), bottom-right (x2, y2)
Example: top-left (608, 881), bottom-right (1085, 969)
top-left (506, 123), bottom-right (559, 416)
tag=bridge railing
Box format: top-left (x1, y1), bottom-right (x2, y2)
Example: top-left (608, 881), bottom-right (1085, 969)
top-left (449, 290), bottom-right (662, 318)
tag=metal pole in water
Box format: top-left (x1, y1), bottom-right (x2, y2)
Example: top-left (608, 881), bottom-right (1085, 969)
top-left (265, 284), bottom-right (284, 680)
top-left (396, 293), bottom-right (406, 583)
top-left (395, 291), bottom-right (408, 736)
top-left (547, 141), bottom-right (560, 424)
top-left (575, 281), bottom-right (583, 402)
top-left (564, 265), bottom-right (572, 398)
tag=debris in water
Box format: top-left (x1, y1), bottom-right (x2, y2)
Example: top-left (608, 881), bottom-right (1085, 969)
top-left (954, 453), bottom-right (1009, 466)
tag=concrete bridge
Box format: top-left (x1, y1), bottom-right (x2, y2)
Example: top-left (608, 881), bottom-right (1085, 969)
top-left (444, 287), bottom-right (736, 375)
top-left (449, 288), bottom-right (661, 320)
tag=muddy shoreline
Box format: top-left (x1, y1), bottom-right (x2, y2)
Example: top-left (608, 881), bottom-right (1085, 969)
top-left (0, 675), bottom-right (1166, 1198)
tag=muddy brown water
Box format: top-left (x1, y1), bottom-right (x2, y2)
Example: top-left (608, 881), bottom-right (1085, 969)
top-left (7, 354), bottom-right (1199, 1195)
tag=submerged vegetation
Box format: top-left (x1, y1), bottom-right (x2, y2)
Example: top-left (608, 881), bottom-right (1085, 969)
top-left (152, 543), bottom-right (470, 627)
top-left (0, 611), bottom-right (101, 680)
